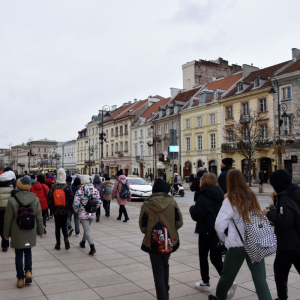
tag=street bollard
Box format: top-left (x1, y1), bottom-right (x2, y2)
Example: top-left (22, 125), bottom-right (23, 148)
top-left (259, 186), bottom-right (264, 193)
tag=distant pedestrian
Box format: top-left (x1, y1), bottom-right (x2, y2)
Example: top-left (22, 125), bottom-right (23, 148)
top-left (163, 172), bottom-right (167, 181)
top-left (149, 172), bottom-right (153, 182)
top-left (139, 178), bottom-right (183, 300)
top-left (3, 175), bottom-right (44, 289)
top-left (217, 158), bottom-right (233, 194)
top-left (189, 172), bottom-right (194, 188)
top-left (103, 176), bottom-right (113, 217)
top-left (44, 176), bottom-right (54, 219)
top-left (30, 175), bottom-right (36, 185)
top-left (259, 170), bottom-right (264, 186)
top-left (93, 174), bottom-right (105, 222)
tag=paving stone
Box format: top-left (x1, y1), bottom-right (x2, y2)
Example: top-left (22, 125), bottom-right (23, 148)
top-left (93, 282), bottom-right (142, 298)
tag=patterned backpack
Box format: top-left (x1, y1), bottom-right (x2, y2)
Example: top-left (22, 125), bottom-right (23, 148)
top-left (117, 179), bottom-right (130, 199)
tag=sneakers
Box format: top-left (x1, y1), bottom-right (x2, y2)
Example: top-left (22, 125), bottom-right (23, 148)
top-left (17, 278), bottom-right (24, 289)
top-left (54, 243), bottom-right (60, 250)
top-left (68, 228), bottom-right (74, 237)
top-left (44, 227), bottom-right (47, 234)
top-left (50, 215), bottom-right (53, 219)
top-left (25, 271), bottom-right (32, 284)
top-left (2, 247), bottom-right (8, 252)
top-left (96, 215), bottom-right (100, 222)
top-left (227, 282), bottom-right (237, 300)
top-left (75, 231), bottom-right (81, 237)
top-left (195, 281), bottom-right (210, 292)
top-left (79, 241), bottom-right (86, 248)
top-left (208, 296), bottom-right (219, 300)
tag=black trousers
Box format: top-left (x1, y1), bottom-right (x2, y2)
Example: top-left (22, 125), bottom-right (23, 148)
top-left (274, 250), bottom-right (300, 300)
top-left (96, 207), bottom-right (101, 217)
top-left (42, 209), bottom-right (48, 227)
top-left (150, 253), bottom-right (171, 300)
top-left (0, 210), bottom-right (9, 248)
top-left (119, 205), bottom-right (128, 217)
top-left (54, 214), bottom-right (68, 244)
top-left (198, 232), bottom-right (223, 283)
top-left (103, 200), bottom-right (110, 215)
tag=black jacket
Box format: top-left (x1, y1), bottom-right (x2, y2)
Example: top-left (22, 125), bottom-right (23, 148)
top-left (189, 186), bottom-right (224, 234)
top-left (218, 166), bottom-right (232, 194)
top-left (190, 170), bottom-right (207, 201)
top-left (267, 185), bottom-right (300, 251)
top-left (259, 172), bottom-right (264, 181)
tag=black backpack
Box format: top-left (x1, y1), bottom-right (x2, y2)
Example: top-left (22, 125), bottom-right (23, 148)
top-left (117, 179), bottom-right (130, 199)
top-left (14, 195), bottom-right (35, 230)
top-left (82, 186), bottom-right (97, 213)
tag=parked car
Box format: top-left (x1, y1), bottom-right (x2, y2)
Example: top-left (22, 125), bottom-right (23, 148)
top-left (125, 177), bottom-right (152, 200)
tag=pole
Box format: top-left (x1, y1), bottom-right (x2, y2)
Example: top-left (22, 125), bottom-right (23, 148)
top-left (172, 152), bottom-right (174, 196)
top-left (101, 109), bottom-right (104, 175)
top-left (276, 80), bottom-right (283, 170)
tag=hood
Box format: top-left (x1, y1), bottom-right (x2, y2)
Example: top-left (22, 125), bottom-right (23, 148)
top-left (152, 178), bottom-right (170, 194)
top-left (199, 186), bottom-right (224, 203)
top-left (104, 181), bottom-right (113, 186)
top-left (56, 168), bottom-right (66, 184)
top-left (0, 170), bottom-right (16, 182)
top-left (45, 178), bottom-right (53, 185)
top-left (15, 191), bottom-right (38, 206)
top-left (32, 182), bottom-right (43, 191)
top-left (270, 169), bottom-right (293, 194)
top-left (196, 170), bottom-right (207, 178)
top-left (143, 193), bottom-right (174, 212)
top-left (118, 175), bottom-right (127, 181)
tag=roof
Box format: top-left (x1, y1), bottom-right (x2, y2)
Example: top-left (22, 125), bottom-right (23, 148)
top-left (280, 59), bottom-right (300, 74)
top-left (170, 87), bottom-right (201, 104)
top-left (33, 139), bottom-right (57, 143)
top-left (114, 99), bottom-right (148, 121)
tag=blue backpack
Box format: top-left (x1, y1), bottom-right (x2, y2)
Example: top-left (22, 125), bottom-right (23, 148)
top-left (117, 179), bottom-right (130, 199)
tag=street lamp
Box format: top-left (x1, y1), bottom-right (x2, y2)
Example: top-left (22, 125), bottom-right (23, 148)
top-left (147, 124), bottom-right (161, 180)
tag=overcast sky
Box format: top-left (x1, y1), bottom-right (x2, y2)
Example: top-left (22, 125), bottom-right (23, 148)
top-left (1, 0), bottom-right (299, 148)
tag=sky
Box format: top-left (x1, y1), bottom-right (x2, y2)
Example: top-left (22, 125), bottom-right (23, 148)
top-left (0, 0), bottom-right (299, 148)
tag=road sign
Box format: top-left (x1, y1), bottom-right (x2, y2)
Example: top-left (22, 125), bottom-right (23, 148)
top-left (169, 146), bottom-right (179, 152)
top-left (163, 151), bottom-right (168, 156)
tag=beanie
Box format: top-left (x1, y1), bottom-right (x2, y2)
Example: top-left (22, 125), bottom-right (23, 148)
top-left (222, 158), bottom-right (234, 167)
top-left (73, 177), bottom-right (81, 186)
top-left (197, 169), bottom-right (207, 178)
top-left (93, 174), bottom-right (101, 183)
top-left (17, 175), bottom-right (31, 191)
top-left (37, 175), bottom-right (45, 184)
top-left (152, 178), bottom-right (171, 194)
top-left (116, 169), bottom-right (123, 177)
top-left (56, 168), bottom-right (66, 184)
top-left (66, 175), bottom-right (72, 183)
top-left (81, 174), bottom-right (90, 185)
top-left (105, 176), bottom-right (110, 181)
top-left (270, 169), bottom-right (293, 194)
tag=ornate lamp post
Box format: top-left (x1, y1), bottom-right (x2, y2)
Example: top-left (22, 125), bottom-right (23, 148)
top-left (147, 124), bottom-right (161, 180)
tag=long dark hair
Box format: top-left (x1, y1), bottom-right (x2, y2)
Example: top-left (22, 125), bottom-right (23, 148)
top-left (200, 173), bottom-right (218, 191)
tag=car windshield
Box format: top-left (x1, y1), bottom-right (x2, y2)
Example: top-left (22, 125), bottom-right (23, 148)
top-left (127, 178), bottom-right (148, 185)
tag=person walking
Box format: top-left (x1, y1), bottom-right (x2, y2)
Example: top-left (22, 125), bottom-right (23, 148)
top-left (3, 175), bottom-right (44, 288)
top-left (73, 175), bottom-right (101, 255)
top-left (209, 169), bottom-right (272, 300)
top-left (149, 172), bottom-right (153, 182)
top-left (93, 174), bottom-right (105, 222)
top-left (103, 176), bottom-right (113, 217)
top-left (47, 168), bottom-right (73, 250)
top-left (163, 172), bottom-right (167, 181)
top-left (112, 169), bottom-right (131, 222)
top-left (45, 175), bottom-right (54, 219)
top-left (30, 175), bottom-right (49, 234)
top-left (189, 172), bottom-right (194, 188)
top-left (139, 178), bottom-right (183, 300)
top-left (217, 158), bottom-right (233, 194)
top-left (263, 169), bottom-right (300, 300)
top-left (0, 167), bottom-right (16, 252)
top-left (259, 170), bottom-right (264, 186)
top-left (190, 173), bottom-right (224, 292)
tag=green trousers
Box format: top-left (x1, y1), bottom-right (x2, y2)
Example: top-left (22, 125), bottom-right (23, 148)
top-left (216, 247), bottom-right (272, 300)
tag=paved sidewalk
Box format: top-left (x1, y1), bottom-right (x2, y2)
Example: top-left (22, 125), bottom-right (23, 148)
top-left (1, 201), bottom-right (300, 300)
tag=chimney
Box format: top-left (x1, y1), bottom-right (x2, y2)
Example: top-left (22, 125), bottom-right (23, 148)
top-left (292, 48), bottom-right (300, 61)
top-left (170, 87), bottom-right (183, 99)
top-left (123, 102), bottom-right (128, 107)
top-left (128, 101), bottom-right (131, 104)
top-left (111, 105), bottom-right (117, 111)
top-left (242, 64), bottom-right (259, 78)
top-left (134, 98), bottom-right (137, 103)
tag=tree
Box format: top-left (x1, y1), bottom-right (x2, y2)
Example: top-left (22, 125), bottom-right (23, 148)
top-left (222, 109), bottom-right (271, 186)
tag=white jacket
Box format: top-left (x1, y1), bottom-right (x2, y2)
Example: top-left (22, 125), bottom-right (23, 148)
top-left (215, 198), bottom-right (244, 249)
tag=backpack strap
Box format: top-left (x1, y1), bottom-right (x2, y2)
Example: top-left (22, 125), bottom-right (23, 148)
top-left (13, 195), bottom-right (22, 207)
top-left (231, 218), bottom-right (244, 243)
top-left (149, 208), bottom-right (165, 222)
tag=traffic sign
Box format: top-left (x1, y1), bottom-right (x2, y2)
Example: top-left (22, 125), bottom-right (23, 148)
top-left (169, 146), bottom-right (179, 152)
top-left (163, 151), bottom-right (168, 156)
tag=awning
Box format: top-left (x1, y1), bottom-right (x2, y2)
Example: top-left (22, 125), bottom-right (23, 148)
top-left (157, 162), bottom-right (166, 169)
top-left (121, 164), bottom-right (129, 169)
top-left (109, 165), bottom-right (118, 168)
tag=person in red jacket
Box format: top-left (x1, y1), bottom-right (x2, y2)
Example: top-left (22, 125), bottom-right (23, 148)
top-left (45, 176), bottom-right (54, 219)
top-left (30, 175), bottom-right (49, 234)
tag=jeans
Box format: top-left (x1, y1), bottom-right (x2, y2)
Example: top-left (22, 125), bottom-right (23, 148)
top-left (67, 211), bottom-right (80, 233)
top-left (149, 253), bottom-right (171, 300)
top-left (81, 219), bottom-right (94, 245)
top-left (42, 209), bottom-right (48, 227)
top-left (216, 247), bottom-right (272, 300)
top-left (0, 210), bottom-right (9, 248)
top-left (198, 232), bottom-right (223, 283)
top-left (274, 250), bottom-right (300, 300)
top-left (15, 248), bottom-right (32, 279)
top-left (54, 214), bottom-right (68, 244)
top-left (103, 200), bottom-right (110, 216)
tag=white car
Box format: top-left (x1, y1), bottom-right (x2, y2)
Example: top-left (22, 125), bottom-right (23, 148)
top-left (126, 177), bottom-right (152, 200)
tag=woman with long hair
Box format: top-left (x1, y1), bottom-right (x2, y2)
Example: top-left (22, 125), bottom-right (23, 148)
top-left (209, 169), bottom-right (272, 300)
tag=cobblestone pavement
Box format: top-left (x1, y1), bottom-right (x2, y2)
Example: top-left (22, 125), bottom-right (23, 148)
top-left (1, 201), bottom-right (300, 300)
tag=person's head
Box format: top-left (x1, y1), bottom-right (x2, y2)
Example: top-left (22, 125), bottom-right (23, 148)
top-left (105, 176), bottom-right (110, 181)
top-left (93, 174), bottom-right (101, 183)
top-left (30, 174), bottom-right (35, 180)
top-left (3, 166), bottom-right (13, 172)
top-left (24, 170), bottom-right (28, 174)
top-left (174, 173), bottom-right (178, 177)
top-left (16, 175), bottom-right (31, 191)
top-left (56, 168), bottom-right (66, 184)
top-left (116, 169), bottom-right (123, 177)
top-left (197, 169), bottom-right (207, 178)
top-left (200, 173), bottom-right (218, 190)
top-left (37, 175), bottom-right (45, 184)
top-left (270, 169), bottom-right (293, 194)
top-left (197, 167), bottom-right (204, 173)
top-left (73, 177), bottom-right (81, 186)
top-left (221, 158), bottom-right (234, 169)
top-left (152, 178), bottom-right (171, 194)
top-left (45, 173), bottom-right (49, 177)
top-left (226, 169), bottom-right (261, 222)
top-left (81, 174), bottom-right (90, 185)
top-left (66, 175), bottom-right (72, 183)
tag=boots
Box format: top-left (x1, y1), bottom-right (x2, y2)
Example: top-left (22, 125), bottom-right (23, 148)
top-left (117, 207), bottom-right (122, 220)
top-left (123, 208), bottom-right (129, 222)
top-left (64, 238), bottom-right (70, 250)
top-left (25, 271), bottom-right (32, 284)
top-left (96, 215), bottom-right (100, 222)
top-left (79, 240), bottom-right (86, 248)
top-left (55, 243), bottom-right (60, 250)
top-left (17, 278), bottom-right (24, 289)
top-left (89, 244), bottom-right (96, 255)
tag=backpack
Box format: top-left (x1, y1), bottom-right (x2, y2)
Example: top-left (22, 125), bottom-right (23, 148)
top-left (233, 211), bottom-right (277, 264)
top-left (117, 179), bottom-right (130, 199)
top-left (105, 185), bottom-right (112, 195)
top-left (149, 208), bottom-right (173, 255)
top-left (14, 195), bottom-right (35, 230)
top-left (53, 185), bottom-right (68, 215)
top-left (82, 186), bottom-right (97, 214)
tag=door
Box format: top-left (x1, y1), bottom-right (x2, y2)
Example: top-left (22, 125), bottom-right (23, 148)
top-left (260, 157), bottom-right (272, 183)
top-left (209, 160), bottom-right (217, 176)
top-left (140, 164), bottom-right (144, 178)
top-left (184, 161), bottom-right (192, 178)
top-left (284, 160), bottom-right (293, 176)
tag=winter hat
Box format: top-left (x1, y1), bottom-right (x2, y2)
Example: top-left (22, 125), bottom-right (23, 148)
top-left (37, 175), bottom-right (45, 184)
top-left (56, 168), bottom-right (66, 184)
top-left (222, 158), bottom-right (234, 167)
top-left (66, 175), bottom-right (72, 183)
top-left (93, 174), bottom-right (101, 183)
top-left (73, 177), bottom-right (81, 186)
top-left (270, 169), bottom-right (293, 194)
top-left (197, 169), bottom-right (207, 178)
top-left (105, 176), bottom-right (110, 181)
top-left (17, 175), bottom-right (31, 191)
top-left (116, 169), bottom-right (123, 177)
top-left (152, 178), bottom-right (171, 194)
top-left (81, 174), bottom-right (90, 185)
top-left (75, 174), bottom-right (82, 180)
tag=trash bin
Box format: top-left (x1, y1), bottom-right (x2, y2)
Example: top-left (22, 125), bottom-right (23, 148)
top-left (185, 176), bottom-right (190, 183)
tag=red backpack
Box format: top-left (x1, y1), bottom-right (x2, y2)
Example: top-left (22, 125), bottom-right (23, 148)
top-left (53, 185), bottom-right (67, 214)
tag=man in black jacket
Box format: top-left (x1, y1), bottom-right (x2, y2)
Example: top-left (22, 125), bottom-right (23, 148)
top-left (190, 168), bottom-right (207, 201)
top-left (263, 169), bottom-right (300, 300)
top-left (217, 158), bottom-right (233, 194)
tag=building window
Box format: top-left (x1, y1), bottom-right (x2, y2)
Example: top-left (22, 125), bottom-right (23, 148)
top-left (283, 116), bottom-right (292, 135)
top-left (210, 134), bottom-right (216, 149)
top-left (134, 131), bottom-right (137, 139)
top-left (282, 87), bottom-right (291, 100)
top-left (38, 148), bottom-right (40, 152)
top-left (172, 121), bottom-right (176, 130)
top-left (77, 154), bottom-right (79, 161)
top-left (197, 136), bottom-right (202, 150)
top-left (115, 127), bottom-right (118, 136)
top-left (106, 145), bottom-right (108, 156)
top-left (209, 114), bottom-right (215, 125)
top-left (120, 142), bottom-right (123, 151)
top-left (89, 129), bottom-right (90, 135)
top-left (134, 145), bottom-right (138, 156)
top-left (238, 82), bottom-right (243, 92)
top-left (254, 78), bottom-right (260, 87)
top-left (115, 143), bottom-right (118, 152)
top-left (260, 125), bottom-right (268, 140)
top-left (95, 151), bottom-right (98, 159)
top-left (125, 124), bottom-right (128, 133)
top-left (243, 127), bottom-right (249, 142)
top-left (140, 129), bottom-right (143, 138)
top-left (165, 143), bottom-right (168, 152)
top-left (242, 102), bottom-right (249, 115)
top-left (106, 130), bottom-right (108, 138)
top-left (111, 144), bottom-right (114, 156)
top-left (92, 128), bottom-right (94, 134)
top-left (260, 99), bottom-right (267, 112)
top-left (226, 107), bottom-right (232, 119)
top-left (81, 153), bottom-right (82, 161)
top-left (186, 137), bottom-right (191, 151)
top-left (124, 141), bottom-right (128, 151)
top-left (96, 127), bottom-right (98, 133)
top-left (174, 106), bottom-right (178, 114)
top-left (120, 126), bottom-right (123, 135)
top-left (44, 148), bottom-right (46, 152)
top-left (147, 127), bottom-right (151, 137)
top-left (165, 123), bottom-right (169, 133)
top-left (186, 119), bottom-right (190, 129)
top-left (197, 116), bottom-right (202, 127)
top-left (84, 153), bottom-right (86, 160)
top-left (158, 125), bottom-right (161, 135)
top-left (227, 130), bottom-right (233, 144)
top-left (111, 128), bottom-right (114, 137)
top-left (157, 144), bottom-right (162, 154)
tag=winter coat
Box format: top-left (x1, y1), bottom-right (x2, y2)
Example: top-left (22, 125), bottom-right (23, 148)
top-left (3, 191), bottom-right (44, 249)
top-left (139, 193), bottom-right (183, 253)
top-left (73, 184), bottom-right (101, 219)
top-left (218, 166), bottom-right (232, 194)
top-left (31, 179), bottom-right (37, 185)
top-left (71, 184), bottom-right (79, 196)
top-left (112, 175), bottom-right (131, 205)
top-left (45, 178), bottom-right (54, 188)
top-left (215, 198), bottom-right (245, 250)
top-left (94, 183), bottom-right (105, 200)
top-left (189, 186), bottom-right (224, 234)
top-left (103, 180), bottom-right (113, 201)
top-left (267, 185), bottom-right (300, 251)
top-left (47, 183), bottom-right (74, 216)
top-left (190, 170), bottom-right (207, 201)
top-left (189, 174), bottom-right (194, 182)
top-left (0, 178), bottom-right (14, 212)
top-left (259, 172), bottom-right (264, 181)
top-left (30, 182), bottom-right (49, 211)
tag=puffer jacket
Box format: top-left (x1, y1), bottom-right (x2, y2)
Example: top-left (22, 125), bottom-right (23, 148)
top-left (0, 171), bottom-right (15, 211)
top-left (73, 184), bottom-right (101, 219)
top-left (139, 192), bottom-right (183, 253)
top-left (3, 191), bottom-right (44, 249)
top-left (215, 197), bottom-right (245, 250)
top-left (94, 183), bottom-right (105, 199)
top-left (112, 175), bottom-right (131, 205)
top-left (103, 180), bottom-right (113, 201)
top-left (30, 182), bottom-right (49, 210)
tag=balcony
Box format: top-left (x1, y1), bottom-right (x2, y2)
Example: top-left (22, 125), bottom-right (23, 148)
top-left (158, 153), bottom-right (170, 162)
top-left (118, 151), bottom-right (124, 157)
top-left (221, 142), bottom-right (271, 152)
top-left (136, 155), bottom-right (144, 161)
top-left (240, 114), bottom-right (250, 123)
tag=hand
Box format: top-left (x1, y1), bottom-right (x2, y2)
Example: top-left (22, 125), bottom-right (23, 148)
top-left (263, 209), bottom-right (270, 216)
top-left (4, 237), bottom-right (9, 241)
top-left (40, 235), bottom-right (44, 238)
top-left (271, 191), bottom-right (277, 200)
top-left (193, 202), bottom-right (196, 205)
top-left (224, 193), bottom-right (228, 199)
